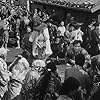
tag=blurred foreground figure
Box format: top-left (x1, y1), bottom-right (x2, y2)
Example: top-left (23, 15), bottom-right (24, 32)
top-left (34, 61), bottom-right (61, 100)
top-left (57, 77), bottom-right (80, 100)
top-left (21, 59), bottom-right (46, 100)
top-left (5, 51), bottom-right (30, 100)
top-left (0, 47), bottom-right (11, 100)
top-left (87, 54), bottom-right (100, 100)
top-left (65, 53), bottom-right (92, 100)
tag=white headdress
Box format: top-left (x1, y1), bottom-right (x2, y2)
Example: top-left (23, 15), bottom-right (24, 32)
top-left (32, 59), bottom-right (46, 68)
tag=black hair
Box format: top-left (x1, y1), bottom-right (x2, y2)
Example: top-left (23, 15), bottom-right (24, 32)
top-left (60, 77), bottom-right (80, 95)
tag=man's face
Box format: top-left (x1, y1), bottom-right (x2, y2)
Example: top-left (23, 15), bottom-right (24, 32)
top-left (34, 65), bottom-right (44, 73)
top-left (74, 44), bottom-right (81, 52)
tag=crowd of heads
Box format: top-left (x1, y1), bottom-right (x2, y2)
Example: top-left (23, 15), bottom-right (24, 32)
top-left (0, 3), bottom-right (100, 100)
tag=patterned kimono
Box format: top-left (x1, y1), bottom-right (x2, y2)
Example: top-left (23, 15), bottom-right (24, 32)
top-left (8, 56), bottom-right (30, 100)
top-left (0, 58), bottom-right (10, 98)
top-left (29, 23), bottom-right (52, 60)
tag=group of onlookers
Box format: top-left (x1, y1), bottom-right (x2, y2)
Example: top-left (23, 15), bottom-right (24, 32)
top-left (0, 3), bottom-right (100, 100)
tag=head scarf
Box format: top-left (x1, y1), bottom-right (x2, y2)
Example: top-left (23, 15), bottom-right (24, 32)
top-left (32, 59), bottom-right (45, 68)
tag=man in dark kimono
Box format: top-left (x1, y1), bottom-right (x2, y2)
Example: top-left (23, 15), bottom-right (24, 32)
top-left (65, 53), bottom-right (92, 100)
top-left (65, 40), bottom-right (90, 68)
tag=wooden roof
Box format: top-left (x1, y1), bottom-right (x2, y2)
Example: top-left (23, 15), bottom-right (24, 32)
top-left (31, 0), bottom-right (100, 13)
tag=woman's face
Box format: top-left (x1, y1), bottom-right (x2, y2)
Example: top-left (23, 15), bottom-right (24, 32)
top-left (61, 21), bottom-right (64, 26)
top-left (27, 27), bottom-right (31, 32)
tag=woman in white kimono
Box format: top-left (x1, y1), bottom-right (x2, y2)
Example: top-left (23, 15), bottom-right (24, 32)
top-left (29, 18), bottom-right (52, 61)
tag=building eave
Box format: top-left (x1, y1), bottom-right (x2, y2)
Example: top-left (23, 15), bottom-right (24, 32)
top-left (31, 0), bottom-right (93, 12)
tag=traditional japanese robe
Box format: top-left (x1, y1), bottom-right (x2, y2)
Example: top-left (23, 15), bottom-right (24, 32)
top-left (21, 59), bottom-right (46, 100)
top-left (29, 23), bottom-right (52, 60)
top-left (8, 56), bottom-right (30, 99)
top-left (64, 66), bottom-right (92, 99)
top-left (0, 58), bottom-right (10, 98)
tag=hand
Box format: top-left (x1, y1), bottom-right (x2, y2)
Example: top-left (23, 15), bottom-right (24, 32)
top-left (70, 59), bottom-right (75, 64)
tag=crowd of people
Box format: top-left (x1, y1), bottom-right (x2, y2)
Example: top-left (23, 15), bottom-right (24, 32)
top-left (0, 3), bottom-right (100, 100)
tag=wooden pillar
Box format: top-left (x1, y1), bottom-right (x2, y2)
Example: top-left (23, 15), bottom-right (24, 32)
top-left (98, 14), bottom-right (100, 24)
top-left (27, 0), bottom-right (30, 11)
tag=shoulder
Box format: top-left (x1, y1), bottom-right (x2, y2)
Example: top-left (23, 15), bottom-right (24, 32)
top-left (79, 29), bottom-right (84, 35)
top-left (63, 26), bottom-right (66, 30)
top-left (79, 69), bottom-right (88, 75)
top-left (81, 48), bottom-right (88, 54)
top-left (72, 30), bottom-right (77, 33)
top-left (92, 54), bottom-right (100, 63)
